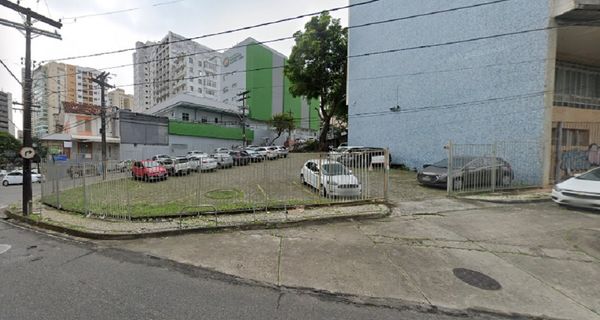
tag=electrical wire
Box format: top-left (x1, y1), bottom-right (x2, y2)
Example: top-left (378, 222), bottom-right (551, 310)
top-left (40, 0), bottom-right (381, 63)
top-left (60, 0), bottom-right (186, 22)
top-left (0, 58), bottom-right (22, 85)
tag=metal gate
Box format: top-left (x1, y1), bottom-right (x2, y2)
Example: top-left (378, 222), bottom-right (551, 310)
top-left (552, 122), bottom-right (600, 182)
top-left (446, 141), bottom-right (544, 195)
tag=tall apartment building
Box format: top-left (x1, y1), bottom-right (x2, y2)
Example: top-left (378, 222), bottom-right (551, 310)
top-left (108, 88), bottom-right (134, 110)
top-left (133, 31), bottom-right (222, 113)
top-left (32, 62), bottom-right (101, 137)
top-left (0, 91), bottom-right (14, 136)
top-left (221, 38), bottom-right (319, 131)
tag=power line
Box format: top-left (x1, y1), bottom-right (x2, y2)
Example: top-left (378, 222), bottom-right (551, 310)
top-left (40, 0), bottom-right (381, 63)
top-left (60, 0), bottom-right (186, 22)
top-left (37, 0), bottom-right (514, 80)
top-left (0, 58), bottom-right (22, 85)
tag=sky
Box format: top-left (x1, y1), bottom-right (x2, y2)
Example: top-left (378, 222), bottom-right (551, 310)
top-left (0, 0), bottom-right (349, 132)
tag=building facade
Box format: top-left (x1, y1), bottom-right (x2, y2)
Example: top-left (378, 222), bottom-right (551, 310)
top-left (221, 38), bottom-right (320, 131)
top-left (32, 62), bottom-right (102, 137)
top-left (348, 0), bottom-right (600, 185)
top-left (0, 91), bottom-right (14, 136)
top-left (133, 31), bottom-right (222, 113)
top-left (108, 88), bottom-right (134, 110)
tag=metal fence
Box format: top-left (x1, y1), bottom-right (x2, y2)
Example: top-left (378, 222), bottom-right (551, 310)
top-left (40, 150), bottom-right (389, 220)
top-left (446, 141), bottom-right (544, 195)
top-left (551, 122), bottom-right (600, 182)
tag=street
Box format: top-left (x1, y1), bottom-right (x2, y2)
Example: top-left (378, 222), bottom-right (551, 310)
top-left (0, 183), bottom-right (40, 209)
top-left (0, 218), bottom-right (510, 320)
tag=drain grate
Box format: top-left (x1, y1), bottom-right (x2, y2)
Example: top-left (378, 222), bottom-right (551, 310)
top-left (453, 268), bottom-right (502, 291)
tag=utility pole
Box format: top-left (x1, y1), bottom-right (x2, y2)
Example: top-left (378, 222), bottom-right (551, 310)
top-left (0, 0), bottom-right (61, 216)
top-left (91, 72), bottom-right (114, 180)
top-left (237, 90), bottom-right (250, 148)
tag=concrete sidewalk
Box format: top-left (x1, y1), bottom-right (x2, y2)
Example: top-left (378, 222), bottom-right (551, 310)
top-left (109, 200), bottom-right (600, 320)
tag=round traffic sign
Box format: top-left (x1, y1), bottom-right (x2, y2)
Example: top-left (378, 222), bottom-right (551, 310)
top-left (20, 147), bottom-right (36, 159)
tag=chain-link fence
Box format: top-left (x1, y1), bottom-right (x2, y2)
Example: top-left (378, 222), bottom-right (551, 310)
top-left (40, 150), bottom-right (389, 220)
top-left (445, 141), bottom-right (544, 195)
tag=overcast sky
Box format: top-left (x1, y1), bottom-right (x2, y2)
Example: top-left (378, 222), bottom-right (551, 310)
top-left (0, 0), bottom-right (349, 131)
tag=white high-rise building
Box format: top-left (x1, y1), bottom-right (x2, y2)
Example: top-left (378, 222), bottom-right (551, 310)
top-left (133, 31), bottom-right (222, 113)
top-left (32, 62), bottom-right (102, 137)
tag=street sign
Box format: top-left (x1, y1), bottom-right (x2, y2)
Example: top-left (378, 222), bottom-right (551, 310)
top-left (19, 147), bottom-right (35, 159)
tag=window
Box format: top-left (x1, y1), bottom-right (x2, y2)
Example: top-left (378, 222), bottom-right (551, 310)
top-left (552, 128), bottom-right (590, 147)
top-left (231, 83), bottom-right (237, 88)
top-left (554, 61), bottom-right (600, 110)
top-left (197, 88), bottom-right (202, 93)
top-left (214, 118), bottom-right (219, 123)
top-left (182, 113), bottom-right (190, 121)
top-left (188, 57), bottom-right (193, 63)
top-left (201, 117), bottom-right (207, 123)
top-left (84, 120), bottom-right (91, 132)
top-left (189, 86), bottom-right (194, 91)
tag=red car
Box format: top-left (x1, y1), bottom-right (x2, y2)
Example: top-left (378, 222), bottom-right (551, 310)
top-left (131, 160), bottom-right (168, 181)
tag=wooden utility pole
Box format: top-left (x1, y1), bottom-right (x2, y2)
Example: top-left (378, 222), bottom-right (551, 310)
top-left (0, 0), bottom-right (61, 216)
top-left (91, 72), bottom-right (114, 180)
top-left (237, 90), bottom-right (250, 147)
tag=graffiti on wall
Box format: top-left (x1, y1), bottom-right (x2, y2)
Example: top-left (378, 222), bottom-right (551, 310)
top-left (560, 143), bottom-right (600, 175)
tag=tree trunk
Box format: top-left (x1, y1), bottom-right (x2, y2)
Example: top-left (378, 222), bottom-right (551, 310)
top-left (318, 117), bottom-right (331, 151)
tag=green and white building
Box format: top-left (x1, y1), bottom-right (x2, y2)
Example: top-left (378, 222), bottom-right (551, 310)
top-left (221, 38), bottom-right (320, 132)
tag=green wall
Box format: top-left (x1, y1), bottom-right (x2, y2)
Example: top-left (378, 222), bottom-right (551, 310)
top-left (246, 43), bottom-right (273, 121)
top-left (169, 121), bottom-right (254, 141)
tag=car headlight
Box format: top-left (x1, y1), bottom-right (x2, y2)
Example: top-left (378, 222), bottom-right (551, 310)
top-left (553, 185), bottom-right (562, 192)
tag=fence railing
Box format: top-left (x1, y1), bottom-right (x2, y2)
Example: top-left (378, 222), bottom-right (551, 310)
top-left (551, 121), bottom-right (600, 182)
top-left (446, 141), bottom-right (544, 195)
top-left (40, 150), bottom-right (389, 220)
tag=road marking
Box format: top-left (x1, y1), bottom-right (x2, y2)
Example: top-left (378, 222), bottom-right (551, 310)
top-left (0, 244), bottom-right (11, 254)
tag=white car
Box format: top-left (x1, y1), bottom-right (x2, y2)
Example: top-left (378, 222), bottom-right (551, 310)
top-left (190, 154), bottom-right (218, 171)
top-left (2, 171), bottom-right (44, 186)
top-left (173, 157), bottom-right (192, 176)
top-left (151, 154), bottom-right (171, 161)
top-left (214, 147), bottom-right (232, 153)
top-left (274, 146), bottom-right (289, 158)
top-left (212, 153), bottom-right (234, 169)
top-left (300, 160), bottom-right (362, 198)
top-left (328, 146), bottom-right (365, 160)
top-left (253, 147), bottom-right (278, 160)
top-left (552, 167), bottom-right (600, 210)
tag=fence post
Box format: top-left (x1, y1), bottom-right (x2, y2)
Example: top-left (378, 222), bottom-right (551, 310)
top-left (126, 171), bottom-right (131, 220)
top-left (491, 143), bottom-right (497, 192)
top-left (55, 169), bottom-right (60, 209)
top-left (554, 121), bottom-right (563, 182)
top-left (384, 148), bottom-right (390, 202)
top-left (82, 162), bottom-right (88, 215)
top-left (446, 141), bottom-right (453, 195)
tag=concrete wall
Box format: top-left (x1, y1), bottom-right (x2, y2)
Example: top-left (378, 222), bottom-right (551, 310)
top-left (120, 143), bottom-right (170, 160)
top-left (162, 106), bottom-right (239, 124)
top-left (553, 106), bottom-right (600, 122)
top-left (348, 0), bottom-right (553, 183)
top-left (168, 135), bottom-right (242, 155)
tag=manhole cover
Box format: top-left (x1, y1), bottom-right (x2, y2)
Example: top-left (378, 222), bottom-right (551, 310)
top-left (453, 268), bottom-right (502, 291)
top-left (0, 244), bottom-right (11, 255)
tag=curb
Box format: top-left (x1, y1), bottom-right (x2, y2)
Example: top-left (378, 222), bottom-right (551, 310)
top-left (458, 196), bottom-right (552, 204)
top-left (4, 207), bottom-right (390, 240)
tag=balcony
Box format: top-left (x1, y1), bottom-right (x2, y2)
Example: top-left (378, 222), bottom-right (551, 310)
top-left (554, 0), bottom-right (600, 26)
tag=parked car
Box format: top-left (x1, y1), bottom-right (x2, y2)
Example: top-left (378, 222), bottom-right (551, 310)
top-left (417, 156), bottom-right (514, 190)
top-left (212, 152), bottom-right (234, 168)
top-left (131, 160), bottom-right (168, 181)
top-left (328, 146), bottom-right (365, 161)
top-left (337, 147), bottom-right (390, 167)
top-left (187, 150), bottom-right (205, 156)
top-left (172, 157), bottom-right (192, 175)
top-left (552, 167), bottom-right (600, 210)
top-left (253, 147), bottom-right (278, 160)
top-left (68, 163), bottom-right (99, 178)
top-left (274, 146), bottom-right (289, 158)
top-left (157, 158), bottom-right (175, 175)
top-left (115, 159), bottom-right (133, 172)
top-left (189, 155), bottom-right (218, 171)
top-left (300, 160), bottom-right (362, 198)
top-left (186, 156), bottom-right (201, 172)
top-left (229, 151), bottom-right (251, 166)
top-left (2, 170), bottom-right (44, 186)
top-left (151, 154), bottom-right (171, 161)
top-left (245, 149), bottom-right (265, 162)
top-left (215, 147), bottom-right (232, 153)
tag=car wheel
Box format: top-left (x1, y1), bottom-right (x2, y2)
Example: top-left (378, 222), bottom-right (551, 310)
top-left (144, 175), bottom-right (149, 182)
top-left (320, 185), bottom-right (328, 198)
top-left (2, 180), bottom-right (8, 186)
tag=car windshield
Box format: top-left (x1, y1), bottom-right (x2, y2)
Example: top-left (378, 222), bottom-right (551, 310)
top-left (322, 163), bottom-right (350, 176)
top-left (430, 157), bottom-right (476, 169)
top-left (144, 161), bottom-right (160, 168)
top-left (576, 167), bottom-right (600, 181)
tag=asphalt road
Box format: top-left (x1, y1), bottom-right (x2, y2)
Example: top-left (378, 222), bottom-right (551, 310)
top-left (0, 183), bottom-right (41, 208)
top-left (0, 219), bottom-right (515, 320)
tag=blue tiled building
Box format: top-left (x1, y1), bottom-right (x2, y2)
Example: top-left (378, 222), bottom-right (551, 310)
top-left (348, 0), bottom-right (600, 185)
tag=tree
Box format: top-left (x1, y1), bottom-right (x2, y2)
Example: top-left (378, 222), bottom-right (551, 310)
top-left (268, 112), bottom-right (295, 145)
top-left (0, 132), bottom-right (22, 169)
top-left (285, 12), bottom-right (347, 150)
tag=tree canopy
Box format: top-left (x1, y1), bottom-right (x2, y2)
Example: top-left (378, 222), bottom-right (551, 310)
top-left (268, 112), bottom-right (295, 145)
top-left (284, 12), bottom-right (347, 150)
top-left (0, 132), bottom-right (21, 168)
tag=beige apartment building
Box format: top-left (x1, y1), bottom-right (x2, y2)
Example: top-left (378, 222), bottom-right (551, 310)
top-left (32, 61), bottom-right (102, 137)
top-left (108, 88), bottom-right (134, 110)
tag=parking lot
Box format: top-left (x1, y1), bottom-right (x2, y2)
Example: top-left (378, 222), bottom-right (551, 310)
top-left (40, 152), bottom-right (388, 218)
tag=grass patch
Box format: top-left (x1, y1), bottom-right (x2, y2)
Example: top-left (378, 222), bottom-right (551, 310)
top-left (205, 189), bottom-right (243, 200)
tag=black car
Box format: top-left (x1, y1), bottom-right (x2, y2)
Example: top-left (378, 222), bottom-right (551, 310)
top-left (229, 151), bottom-right (251, 166)
top-left (417, 156), bottom-right (514, 190)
